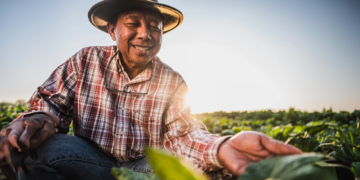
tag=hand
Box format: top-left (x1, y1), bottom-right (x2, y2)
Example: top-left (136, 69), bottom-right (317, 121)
top-left (217, 131), bottom-right (301, 176)
top-left (0, 113), bottom-right (59, 179)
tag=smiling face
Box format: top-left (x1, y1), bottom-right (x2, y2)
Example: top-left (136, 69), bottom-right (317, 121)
top-left (107, 9), bottom-right (163, 69)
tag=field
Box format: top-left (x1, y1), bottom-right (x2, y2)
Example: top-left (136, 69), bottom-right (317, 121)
top-left (194, 108), bottom-right (360, 179)
top-left (1, 101), bottom-right (360, 179)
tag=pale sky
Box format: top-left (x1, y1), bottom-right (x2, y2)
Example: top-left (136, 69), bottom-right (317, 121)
top-left (0, 0), bottom-right (359, 113)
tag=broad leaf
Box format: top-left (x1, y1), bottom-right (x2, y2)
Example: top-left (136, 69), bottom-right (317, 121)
top-left (238, 153), bottom-right (337, 180)
top-left (304, 125), bottom-right (327, 137)
top-left (146, 149), bottom-right (206, 180)
top-left (352, 162), bottom-right (360, 178)
top-left (288, 137), bottom-right (320, 152)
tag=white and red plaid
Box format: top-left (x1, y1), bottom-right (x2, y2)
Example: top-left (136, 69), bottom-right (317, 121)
top-left (16, 46), bottom-right (231, 179)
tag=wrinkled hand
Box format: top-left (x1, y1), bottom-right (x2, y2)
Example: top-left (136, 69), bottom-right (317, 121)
top-left (217, 131), bottom-right (301, 176)
top-left (0, 113), bottom-right (59, 179)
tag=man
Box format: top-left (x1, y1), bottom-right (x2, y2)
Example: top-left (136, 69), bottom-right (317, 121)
top-left (0, 0), bottom-right (301, 179)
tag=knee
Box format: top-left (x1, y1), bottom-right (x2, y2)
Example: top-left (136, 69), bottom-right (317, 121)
top-left (27, 134), bottom-right (86, 165)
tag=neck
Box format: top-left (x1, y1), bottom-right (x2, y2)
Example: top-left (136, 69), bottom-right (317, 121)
top-left (119, 55), bottom-right (150, 80)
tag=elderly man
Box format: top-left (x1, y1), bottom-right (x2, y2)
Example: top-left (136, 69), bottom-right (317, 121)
top-left (0, 0), bottom-right (301, 179)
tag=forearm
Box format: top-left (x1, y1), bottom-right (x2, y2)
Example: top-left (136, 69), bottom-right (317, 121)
top-left (23, 112), bottom-right (60, 126)
top-left (8, 111), bottom-right (60, 132)
top-left (164, 128), bottom-right (233, 180)
top-left (164, 126), bottom-right (225, 170)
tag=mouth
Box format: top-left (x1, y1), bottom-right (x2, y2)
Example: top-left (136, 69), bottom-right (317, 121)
top-left (133, 45), bottom-right (151, 51)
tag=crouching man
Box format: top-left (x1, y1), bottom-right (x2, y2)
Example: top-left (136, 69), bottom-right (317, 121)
top-left (0, 0), bottom-right (301, 179)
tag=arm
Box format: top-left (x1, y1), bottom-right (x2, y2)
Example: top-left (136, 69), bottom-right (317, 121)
top-left (162, 82), bottom-right (302, 179)
top-left (0, 50), bottom-right (80, 178)
top-left (162, 82), bottom-right (230, 179)
top-left (217, 131), bottom-right (301, 176)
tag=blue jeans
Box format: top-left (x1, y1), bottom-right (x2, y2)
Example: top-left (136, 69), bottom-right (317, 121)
top-left (15, 134), bottom-right (152, 180)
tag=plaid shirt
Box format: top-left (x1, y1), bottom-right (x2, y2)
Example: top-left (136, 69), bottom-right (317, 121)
top-left (16, 46), bottom-right (231, 179)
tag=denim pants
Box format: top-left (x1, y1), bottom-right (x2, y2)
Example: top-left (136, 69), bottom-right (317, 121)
top-left (14, 134), bottom-right (152, 180)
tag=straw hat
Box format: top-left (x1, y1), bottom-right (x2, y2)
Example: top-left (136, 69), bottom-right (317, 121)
top-left (88, 0), bottom-right (183, 34)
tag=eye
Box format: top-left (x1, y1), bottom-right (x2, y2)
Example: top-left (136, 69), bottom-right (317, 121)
top-left (126, 23), bottom-right (140, 27)
top-left (151, 26), bottom-right (160, 30)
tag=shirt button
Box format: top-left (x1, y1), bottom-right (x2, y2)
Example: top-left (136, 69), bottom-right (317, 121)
top-left (120, 131), bottom-right (124, 136)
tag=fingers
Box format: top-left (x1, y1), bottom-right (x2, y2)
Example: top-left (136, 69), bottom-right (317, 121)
top-left (0, 165), bottom-right (16, 180)
top-left (260, 135), bottom-right (301, 155)
top-left (0, 136), bottom-right (15, 180)
top-left (7, 122), bottom-right (25, 151)
top-left (7, 115), bottom-right (52, 152)
top-left (29, 121), bottom-right (55, 150)
top-left (240, 150), bottom-right (273, 162)
top-left (0, 137), bottom-right (13, 167)
top-left (18, 118), bottom-right (45, 152)
top-left (3, 142), bottom-right (12, 167)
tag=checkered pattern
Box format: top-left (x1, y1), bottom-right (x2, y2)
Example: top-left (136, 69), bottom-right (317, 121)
top-left (16, 46), bottom-right (231, 179)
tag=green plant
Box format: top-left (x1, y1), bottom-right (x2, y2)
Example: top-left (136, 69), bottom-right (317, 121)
top-left (351, 162), bottom-right (360, 180)
top-left (146, 149), bottom-right (206, 180)
top-left (111, 167), bottom-right (158, 180)
top-left (262, 125), bottom-right (293, 142)
top-left (221, 129), bottom-right (234, 136)
top-left (238, 153), bottom-right (337, 180)
top-left (287, 137), bottom-right (320, 152)
top-left (0, 100), bottom-right (27, 130)
top-left (330, 128), bottom-right (360, 164)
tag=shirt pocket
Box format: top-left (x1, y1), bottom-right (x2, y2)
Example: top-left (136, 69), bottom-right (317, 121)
top-left (130, 111), bottom-right (162, 154)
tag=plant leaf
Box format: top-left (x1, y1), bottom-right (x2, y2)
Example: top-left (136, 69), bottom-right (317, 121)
top-left (288, 137), bottom-right (320, 152)
top-left (352, 162), bottom-right (360, 178)
top-left (238, 153), bottom-right (337, 180)
top-left (146, 149), bottom-right (206, 180)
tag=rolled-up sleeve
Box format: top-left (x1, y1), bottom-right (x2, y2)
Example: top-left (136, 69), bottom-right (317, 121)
top-left (15, 50), bottom-right (81, 133)
top-left (163, 82), bottom-right (232, 179)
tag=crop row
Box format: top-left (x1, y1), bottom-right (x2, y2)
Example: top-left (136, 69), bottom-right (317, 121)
top-left (1, 101), bottom-right (360, 179)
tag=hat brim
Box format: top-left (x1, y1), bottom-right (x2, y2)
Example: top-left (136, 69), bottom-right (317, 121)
top-left (88, 1), bottom-right (183, 34)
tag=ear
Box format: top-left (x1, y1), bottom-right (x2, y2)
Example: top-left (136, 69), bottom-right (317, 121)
top-left (107, 23), bottom-right (116, 41)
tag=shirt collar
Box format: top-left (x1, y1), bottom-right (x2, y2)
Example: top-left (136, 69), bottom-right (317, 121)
top-left (112, 46), bottom-right (156, 86)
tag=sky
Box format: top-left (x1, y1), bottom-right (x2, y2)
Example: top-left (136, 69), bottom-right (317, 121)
top-left (0, 0), bottom-right (359, 113)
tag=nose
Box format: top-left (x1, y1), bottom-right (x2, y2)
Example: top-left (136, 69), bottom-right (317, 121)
top-left (137, 24), bottom-right (151, 40)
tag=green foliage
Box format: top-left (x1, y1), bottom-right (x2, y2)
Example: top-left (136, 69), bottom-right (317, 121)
top-left (146, 149), bottom-right (206, 180)
top-left (194, 108), bottom-right (360, 178)
top-left (288, 137), bottom-right (320, 152)
top-left (1, 102), bottom-right (359, 179)
top-left (238, 153), bottom-right (337, 180)
top-left (0, 100), bottom-right (27, 130)
top-left (221, 129), bottom-right (234, 136)
top-left (193, 108), bottom-right (360, 130)
top-left (68, 123), bottom-right (74, 135)
top-left (352, 162), bottom-right (360, 178)
top-left (330, 128), bottom-right (360, 164)
top-left (111, 167), bottom-right (158, 180)
top-left (262, 125), bottom-right (293, 142)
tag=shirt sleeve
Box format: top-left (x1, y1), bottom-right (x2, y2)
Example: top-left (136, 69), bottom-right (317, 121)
top-left (163, 81), bottom-right (233, 179)
top-left (14, 51), bottom-right (80, 133)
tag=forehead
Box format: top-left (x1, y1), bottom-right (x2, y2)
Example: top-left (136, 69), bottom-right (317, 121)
top-left (118, 9), bottom-right (163, 22)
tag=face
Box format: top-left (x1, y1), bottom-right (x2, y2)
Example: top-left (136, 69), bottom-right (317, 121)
top-left (107, 9), bottom-right (163, 67)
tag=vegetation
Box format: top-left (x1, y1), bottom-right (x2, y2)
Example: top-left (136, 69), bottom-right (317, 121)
top-left (195, 108), bottom-right (360, 179)
top-left (1, 101), bottom-right (360, 179)
top-left (0, 100), bottom-right (27, 129)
